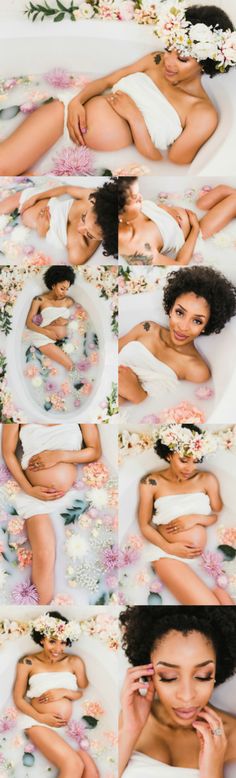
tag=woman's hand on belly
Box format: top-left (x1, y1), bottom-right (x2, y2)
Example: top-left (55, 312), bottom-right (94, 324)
top-left (67, 97), bottom-right (87, 145)
top-left (161, 540), bottom-right (203, 558)
top-left (37, 712), bottom-right (68, 727)
top-left (165, 514), bottom-right (204, 533)
top-left (25, 484), bottom-right (66, 500)
top-left (106, 90), bottom-right (137, 121)
top-left (28, 450), bottom-right (62, 470)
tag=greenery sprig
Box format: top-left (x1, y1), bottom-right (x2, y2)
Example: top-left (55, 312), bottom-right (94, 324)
top-left (25, 1), bottom-right (81, 22)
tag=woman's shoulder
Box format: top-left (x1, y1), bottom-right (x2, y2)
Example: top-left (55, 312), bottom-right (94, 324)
top-left (18, 653), bottom-right (37, 667)
top-left (139, 321), bottom-right (159, 334)
top-left (140, 470), bottom-right (160, 487)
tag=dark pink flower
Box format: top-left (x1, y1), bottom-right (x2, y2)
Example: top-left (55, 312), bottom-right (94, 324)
top-left (12, 580), bottom-right (39, 605)
top-left (44, 68), bottom-right (72, 88)
top-left (51, 146), bottom-right (95, 176)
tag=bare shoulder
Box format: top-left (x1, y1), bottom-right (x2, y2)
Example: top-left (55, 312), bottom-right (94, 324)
top-left (187, 353), bottom-right (211, 382)
top-left (189, 99), bottom-right (218, 132)
top-left (69, 654), bottom-right (84, 668)
top-left (140, 471), bottom-right (159, 487)
top-left (201, 470), bottom-right (218, 487)
top-left (18, 654), bottom-right (34, 666)
top-left (140, 320), bottom-right (158, 333)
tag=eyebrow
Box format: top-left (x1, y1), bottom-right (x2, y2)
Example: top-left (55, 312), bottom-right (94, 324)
top-left (156, 660), bottom-right (215, 668)
top-left (176, 303), bottom-right (206, 319)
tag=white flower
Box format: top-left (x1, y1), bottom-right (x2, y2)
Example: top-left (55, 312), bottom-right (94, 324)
top-left (11, 225), bottom-right (30, 243)
top-left (63, 342), bottom-right (75, 354)
top-left (190, 23), bottom-right (213, 44)
top-left (68, 320), bottom-right (78, 331)
top-left (0, 214), bottom-right (10, 231)
top-left (88, 487), bottom-right (109, 508)
top-left (31, 376), bottom-right (43, 387)
top-left (66, 535), bottom-right (89, 560)
top-left (77, 3), bottom-right (95, 18)
top-left (0, 569), bottom-right (8, 590)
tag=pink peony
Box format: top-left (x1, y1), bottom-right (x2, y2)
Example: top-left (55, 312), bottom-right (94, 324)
top-left (44, 68), bottom-right (72, 88)
top-left (119, 0), bottom-right (135, 20)
top-left (16, 548), bottom-right (32, 568)
top-left (12, 580), bottom-right (39, 604)
top-left (158, 402), bottom-right (205, 424)
top-left (201, 550), bottom-right (224, 578)
top-left (195, 385), bottom-right (214, 400)
top-left (149, 578), bottom-right (163, 594)
top-left (51, 146), bottom-right (95, 176)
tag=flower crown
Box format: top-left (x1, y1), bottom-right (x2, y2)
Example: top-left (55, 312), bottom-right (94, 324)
top-left (154, 2), bottom-right (236, 73)
top-left (30, 615), bottom-right (81, 642)
top-left (157, 424), bottom-right (217, 460)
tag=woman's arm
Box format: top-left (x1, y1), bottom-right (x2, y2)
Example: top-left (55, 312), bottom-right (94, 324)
top-left (119, 321), bottom-right (153, 353)
top-left (70, 655), bottom-right (89, 693)
top-left (13, 658), bottom-right (44, 721)
top-left (25, 296), bottom-right (50, 335)
top-left (67, 53), bottom-right (154, 144)
top-left (28, 424), bottom-right (101, 470)
top-left (2, 424), bottom-right (38, 495)
top-left (165, 512), bottom-right (217, 533)
top-left (168, 102), bottom-right (218, 165)
top-left (106, 91), bottom-right (162, 161)
top-left (175, 210), bottom-right (200, 264)
top-left (204, 472), bottom-right (223, 512)
top-left (20, 185), bottom-right (94, 213)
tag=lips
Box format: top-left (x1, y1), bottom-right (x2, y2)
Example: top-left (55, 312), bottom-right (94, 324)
top-left (173, 707), bottom-right (199, 720)
top-left (173, 330), bottom-right (188, 342)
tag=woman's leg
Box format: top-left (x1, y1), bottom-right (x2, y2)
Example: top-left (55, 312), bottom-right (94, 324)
top-left (0, 100), bottom-right (64, 175)
top-left (199, 192), bottom-right (236, 239)
top-left (77, 750), bottom-right (100, 778)
top-left (40, 344), bottom-right (73, 371)
top-left (196, 184), bottom-right (236, 210)
top-left (26, 514), bottom-right (55, 604)
top-left (153, 559), bottom-right (222, 605)
top-left (118, 366), bottom-right (147, 404)
top-left (0, 191), bottom-right (21, 214)
top-left (27, 727), bottom-right (84, 778)
top-left (212, 585), bottom-right (234, 605)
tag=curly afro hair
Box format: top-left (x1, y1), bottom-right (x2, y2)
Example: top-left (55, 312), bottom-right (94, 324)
top-left (43, 265), bottom-right (75, 289)
top-left (163, 266), bottom-right (236, 335)
top-left (90, 178), bottom-right (118, 258)
top-left (185, 6), bottom-right (234, 77)
top-left (117, 177), bottom-right (138, 215)
top-left (154, 423), bottom-right (203, 461)
top-left (31, 610), bottom-right (72, 647)
top-left (120, 606), bottom-right (236, 686)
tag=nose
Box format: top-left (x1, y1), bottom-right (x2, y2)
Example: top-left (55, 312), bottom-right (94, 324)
top-left (175, 677), bottom-right (195, 703)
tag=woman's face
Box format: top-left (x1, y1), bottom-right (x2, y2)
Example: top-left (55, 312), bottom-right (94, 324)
top-left (52, 280), bottom-right (71, 299)
top-left (163, 49), bottom-right (202, 84)
top-left (151, 630), bottom-right (216, 728)
top-left (168, 292), bottom-right (210, 346)
top-left (168, 452), bottom-right (199, 480)
top-left (41, 636), bottom-right (67, 661)
top-left (78, 208), bottom-right (103, 242)
top-left (123, 180), bottom-right (143, 216)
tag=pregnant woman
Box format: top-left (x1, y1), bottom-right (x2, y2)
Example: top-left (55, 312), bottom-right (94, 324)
top-left (118, 178), bottom-right (236, 266)
top-left (0, 6), bottom-right (235, 173)
top-left (2, 422), bottom-right (101, 603)
top-left (26, 265), bottom-right (77, 372)
top-left (138, 423), bottom-right (233, 605)
top-left (118, 266), bottom-right (236, 405)
top-left (14, 611), bottom-right (99, 777)
top-left (119, 606), bottom-right (236, 778)
top-left (0, 179), bottom-right (118, 262)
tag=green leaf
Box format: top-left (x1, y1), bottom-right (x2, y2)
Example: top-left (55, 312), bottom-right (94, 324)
top-left (147, 592), bottom-right (162, 605)
top-left (94, 592), bottom-right (108, 605)
top-left (61, 499), bottom-right (91, 525)
top-left (56, 0), bottom-right (67, 9)
top-left (44, 401), bottom-right (52, 411)
top-left (54, 12), bottom-right (65, 21)
top-left (81, 715), bottom-right (98, 729)
top-left (217, 544), bottom-right (236, 561)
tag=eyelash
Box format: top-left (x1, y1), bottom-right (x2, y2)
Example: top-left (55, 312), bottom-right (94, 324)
top-left (175, 309), bottom-right (203, 326)
top-left (159, 674), bottom-right (214, 683)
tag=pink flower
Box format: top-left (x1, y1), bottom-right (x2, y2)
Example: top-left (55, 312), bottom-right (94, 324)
top-left (0, 718), bottom-right (15, 733)
top-left (192, 252), bottom-right (204, 264)
top-left (83, 462), bottom-right (109, 488)
top-left (4, 707), bottom-right (17, 721)
top-left (83, 701), bottom-right (104, 719)
top-left (8, 517), bottom-right (25, 535)
top-left (141, 414), bottom-right (160, 423)
top-left (61, 382), bottom-right (71, 396)
top-left (51, 146), bottom-right (95, 176)
top-left (89, 351), bottom-right (98, 364)
top-left (158, 402), bottom-right (205, 424)
top-left (81, 382), bottom-right (92, 396)
top-left (44, 68), bottom-right (72, 88)
top-left (201, 550), bottom-right (224, 578)
top-left (102, 545), bottom-right (119, 571)
top-left (20, 102), bottom-right (36, 114)
top-left (195, 386), bottom-right (214, 400)
top-left (12, 580), bottom-right (39, 604)
top-left (16, 548), bottom-right (32, 568)
top-left (24, 744), bottom-right (36, 753)
top-left (127, 535), bottom-right (143, 550)
top-left (119, 0), bottom-right (135, 20)
top-left (25, 365), bottom-right (39, 378)
top-left (218, 527), bottom-right (236, 547)
top-left (0, 464), bottom-right (11, 485)
top-left (216, 573), bottom-right (229, 589)
top-left (105, 574), bottom-right (118, 589)
top-left (149, 578), bottom-right (163, 594)
top-left (53, 593), bottom-right (74, 606)
top-left (67, 719), bottom-right (87, 746)
top-left (120, 547), bottom-right (139, 566)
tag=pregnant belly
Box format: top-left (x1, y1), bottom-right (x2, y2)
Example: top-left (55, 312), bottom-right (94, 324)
top-left (25, 462), bottom-right (77, 491)
top-left (158, 524), bottom-right (207, 551)
top-left (31, 697), bottom-right (72, 721)
top-left (84, 96), bottom-right (133, 150)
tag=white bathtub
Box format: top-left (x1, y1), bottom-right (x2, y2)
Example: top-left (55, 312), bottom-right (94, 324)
top-left (119, 273), bottom-right (236, 424)
top-left (0, 16), bottom-right (236, 175)
top-left (119, 432), bottom-right (236, 603)
top-left (5, 275), bottom-right (116, 422)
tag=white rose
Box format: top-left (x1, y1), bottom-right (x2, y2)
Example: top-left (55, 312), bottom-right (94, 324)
top-left (0, 215), bottom-right (10, 230)
top-left (78, 3), bottom-right (95, 18)
top-left (66, 535), bottom-right (88, 559)
top-left (31, 376), bottom-right (43, 387)
top-left (222, 46), bottom-right (236, 64)
top-left (190, 23), bottom-right (213, 44)
top-left (11, 225), bottom-right (30, 243)
top-left (193, 41), bottom-right (218, 61)
top-left (63, 341), bottom-right (75, 354)
top-left (68, 320), bottom-right (78, 331)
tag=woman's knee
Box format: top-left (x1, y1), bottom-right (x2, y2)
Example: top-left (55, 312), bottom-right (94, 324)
top-left (65, 753), bottom-right (84, 777)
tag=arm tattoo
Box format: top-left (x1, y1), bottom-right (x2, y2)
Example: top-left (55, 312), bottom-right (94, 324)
top-left (143, 322), bottom-right (151, 331)
top-left (19, 657), bottom-right (32, 665)
top-left (123, 251), bottom-right (153, 265)
top-left (141, 475), bottom-right (157, 485)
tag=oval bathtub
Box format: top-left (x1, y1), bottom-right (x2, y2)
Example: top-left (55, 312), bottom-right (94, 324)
top-left (0, 17), bottom-right (235, 176)
top-left (119, 436), bottom-right (236, 605)
top-left (6, 276), bottom-right (115, 422)
top-left (119, 278), bottom-right (236, 424)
